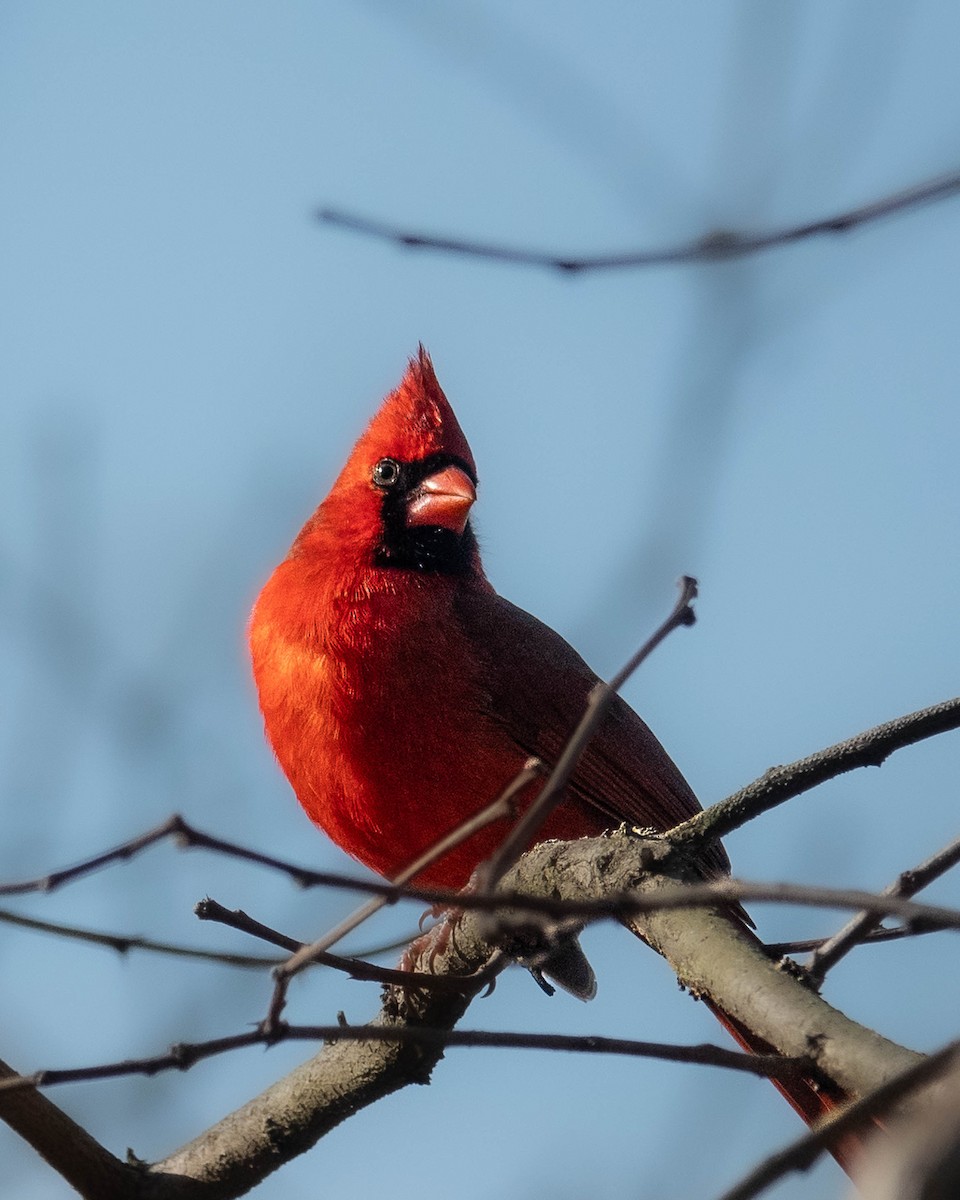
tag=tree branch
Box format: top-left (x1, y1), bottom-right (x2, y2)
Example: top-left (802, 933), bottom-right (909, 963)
top-left (0, 1024), bottom-right (800, 1097)
top-left (0, 905), bottom-right (279, 968)
top-left (0, 813), bottom-right (372, 898)
top-left (155, 837), bottom-right (926, 1195)
top-left (0, 1057), bottom-right (137, 1200)
top-left (807, 832), bottom-right (960, 983)
top-left (669, 696), bottom-right (960, 852)
top-left (0, 830), bottom-right (935, 1198)
top-left (315, 169), bottom-right (960, 274)
top-left (499, 836), bottom-right (923, 1099)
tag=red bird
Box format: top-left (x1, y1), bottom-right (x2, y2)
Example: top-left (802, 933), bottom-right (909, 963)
top-left (250, 349), bottom-right (858, 1166)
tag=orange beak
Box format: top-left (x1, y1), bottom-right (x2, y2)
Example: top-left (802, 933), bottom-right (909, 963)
top-left (405, 464), bottom-right (476, 535)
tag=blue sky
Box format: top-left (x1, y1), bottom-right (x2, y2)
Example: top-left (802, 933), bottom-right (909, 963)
top-left (2, 4), bottom-right (960, 1198)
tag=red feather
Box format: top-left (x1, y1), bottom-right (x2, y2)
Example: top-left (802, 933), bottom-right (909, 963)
top-left (250, 349), bottom-right (864, 1172)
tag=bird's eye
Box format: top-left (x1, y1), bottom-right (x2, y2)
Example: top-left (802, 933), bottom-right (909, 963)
top-left (372, 458), bottom-right (401, 489)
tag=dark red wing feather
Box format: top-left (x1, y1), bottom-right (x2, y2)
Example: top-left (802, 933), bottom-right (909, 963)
top-left (454, 589), bottom-right (730, 879)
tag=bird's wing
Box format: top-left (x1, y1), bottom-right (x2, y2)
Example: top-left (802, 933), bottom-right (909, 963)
top-left (455, 589), bottom-right (729, 878)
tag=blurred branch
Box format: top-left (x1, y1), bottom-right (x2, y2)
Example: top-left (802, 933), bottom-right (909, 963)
top-left (316, 168), bottom-right (960, 273)
top-left (0, 906), bottom-right (278, 968)
top-left (856, 1053), bottom-right (960, 1200)
top-left (717, 1041), bottom-right (960, 1200)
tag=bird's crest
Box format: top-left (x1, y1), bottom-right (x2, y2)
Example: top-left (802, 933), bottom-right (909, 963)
top-left (343, 346), bottom-right (476, 478)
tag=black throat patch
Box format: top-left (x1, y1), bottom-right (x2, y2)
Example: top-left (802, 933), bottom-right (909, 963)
top-left (373, 452), bottom-right (477, 575)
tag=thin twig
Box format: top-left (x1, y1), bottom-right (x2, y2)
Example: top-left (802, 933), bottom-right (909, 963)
top-left (765, 923), bottom-right (937, 957)
top-left (549, 876), bottom-right (960, 931)
top-left (0, 812), bottom-right (387, 898)
top-left (195, 898), bottom-right (488, 993)
top-left (7, 822), bottom-right (960, 940)
top-left (806, 833), bottom-right (960, 983)
top-left (316, 169), bottom-right (960, 274)
top-left (0, 1022), bottom-right (805, 1096)
top-left (669, 697), bottom-right (960, 853)
top-left (0, 814), bottom-right (189, 897)
top-left (0, 906), bottom-right (278, 968)
top-left (391, 873), bottom-right (960, 936)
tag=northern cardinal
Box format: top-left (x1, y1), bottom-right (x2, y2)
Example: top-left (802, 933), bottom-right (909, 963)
top-left (250, 349), bottom-right (860, 1169)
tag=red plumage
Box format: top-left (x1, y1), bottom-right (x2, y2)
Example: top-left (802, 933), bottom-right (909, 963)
top-left (249, 349), bottom-right (860, 1172)
top-left (250, 349), bottom-right (720, 888)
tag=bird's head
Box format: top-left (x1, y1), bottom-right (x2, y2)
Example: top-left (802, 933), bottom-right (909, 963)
top-left (296, 348), bottom-right (481, 576)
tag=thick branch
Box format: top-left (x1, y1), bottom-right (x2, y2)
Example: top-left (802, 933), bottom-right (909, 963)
top-left (501, 836), bottom-right (922, 1098)
top-left (7, 816), bottom-right (946, 1197)
top-left (149, 924), bottom-right (497, 1197)
top-left (141, 834), bottom-right (921, 1197)
top-left (0, 1057), bottom-right (137, 1199)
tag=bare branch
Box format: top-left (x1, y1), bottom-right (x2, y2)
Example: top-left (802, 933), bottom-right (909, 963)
top-left (605, 877), bottom-right (960, 932)
top-left (669, 696), bottom-right (960, 852)
top-left (316, 169), bottom-right (960, 274)
top-left (0, 812), bottom-right (379, 898)
top-left (0, 1057), bottom-right (136, 1200)
top-left (0, 814), bottom-right (190, 897)
top-left (807, 832), bottom-right (960, 983)
top-left (148, 907), bottom-right (502, 1195)
top-left (7, 811), bottom-right (960, 941)
top-left (499, 836), bottom-right (924, 1100)
top-left (148, 832), bottom-right (921, 1196)
top-left (1, 832), bottom-right (928, 1197)
top-left (0, 906), bottom-right (279, 968)
top-left (0, 1023), bottom-right (802, 1096)
top-left (765, 923), bottom-right (939, 957)
top-left (195, 897), bottom-right (491, 993)
top-left (248, 863), bottom-right (960, 933)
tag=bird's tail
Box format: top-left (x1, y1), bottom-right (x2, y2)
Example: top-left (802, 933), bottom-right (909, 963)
top-left (703, 996), bottom-right (869, 1176)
